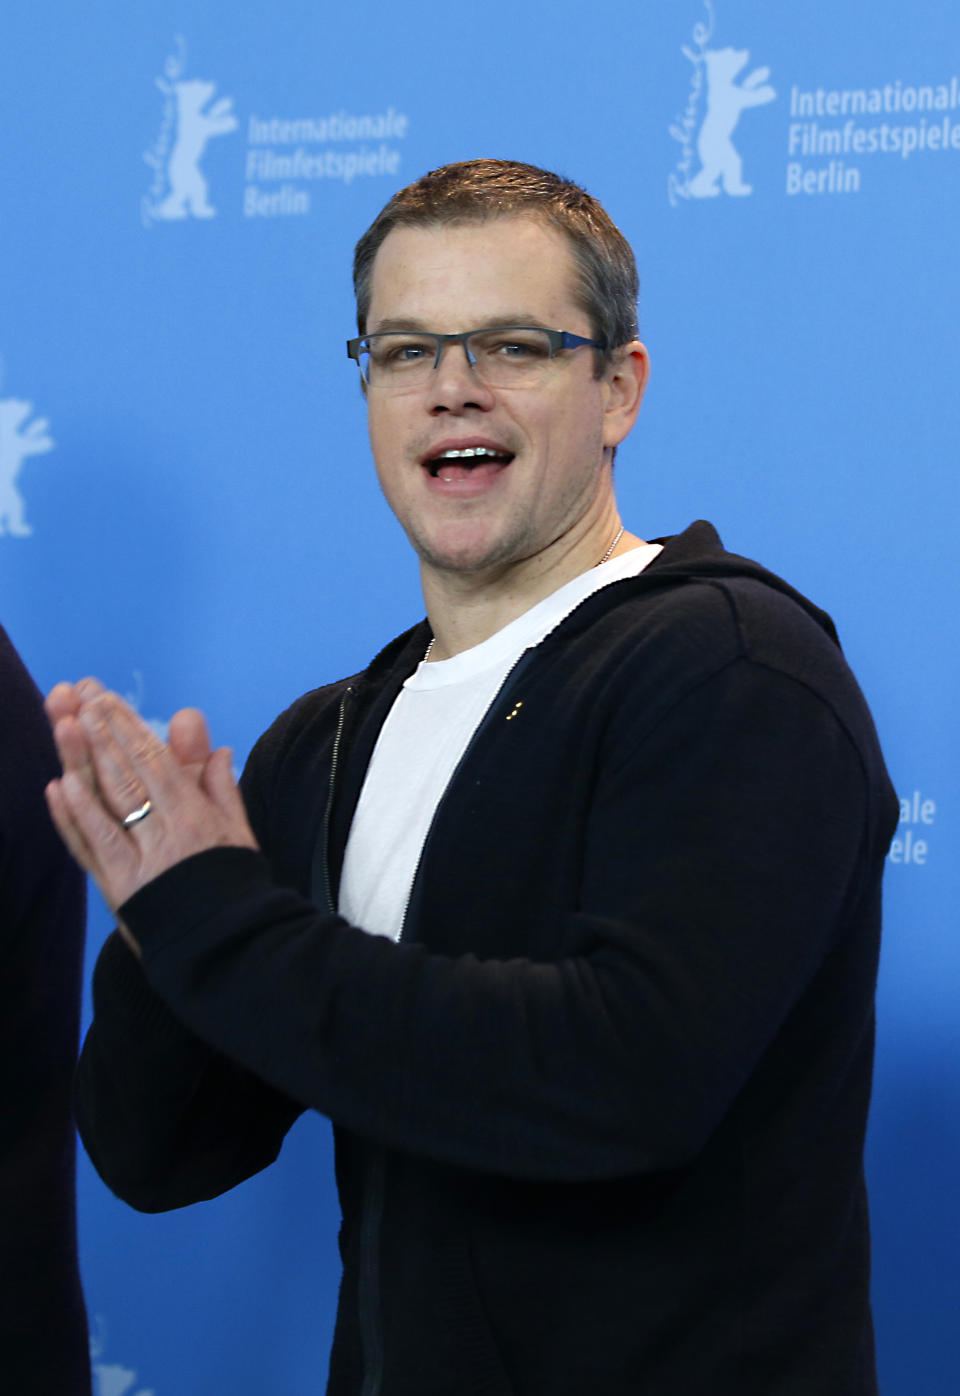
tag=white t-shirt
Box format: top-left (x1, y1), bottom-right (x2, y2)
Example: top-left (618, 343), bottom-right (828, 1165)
top-left (338, 543), bottom-right (663, 940)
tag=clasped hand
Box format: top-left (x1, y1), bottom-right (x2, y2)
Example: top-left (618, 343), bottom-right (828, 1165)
top-left (45, 680), bottom-right (258, 949)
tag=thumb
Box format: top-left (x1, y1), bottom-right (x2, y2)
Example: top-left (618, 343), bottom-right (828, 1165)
top-left (168, 707), bottom-right (213, 769)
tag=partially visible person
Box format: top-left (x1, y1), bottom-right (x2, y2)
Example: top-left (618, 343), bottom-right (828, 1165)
top-left (0, 625), bottom-right (90, 1392)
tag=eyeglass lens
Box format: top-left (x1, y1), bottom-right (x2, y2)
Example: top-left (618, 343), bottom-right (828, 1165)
top-left (361, 328), bottom-right (557, 389)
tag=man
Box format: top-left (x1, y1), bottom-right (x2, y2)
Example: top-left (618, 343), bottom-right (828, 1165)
top-left (1, 625), bottom-right (90, 1393)
top-left (47, 159), bottom-right (897, 1395)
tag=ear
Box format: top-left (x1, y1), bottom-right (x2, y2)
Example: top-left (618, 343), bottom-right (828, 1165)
top-left (602, 342), bottom-right (650, 451)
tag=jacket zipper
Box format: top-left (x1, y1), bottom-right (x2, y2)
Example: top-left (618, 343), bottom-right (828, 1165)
top-left (333, 651), bottom-right (534, 1396)
top-left (318, 686), bottom-right (353, 916)
top-left (314, 683), bottom-right (386, 1395)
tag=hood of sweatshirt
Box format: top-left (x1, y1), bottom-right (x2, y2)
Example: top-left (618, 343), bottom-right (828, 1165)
top-left (646, 520), bottom-right (839, 645)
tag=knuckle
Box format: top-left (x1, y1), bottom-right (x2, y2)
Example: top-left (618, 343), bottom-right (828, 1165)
top-left (113, 770), bottom-right (146, 806)
top-left (131, 734), bottom-right (163, 766)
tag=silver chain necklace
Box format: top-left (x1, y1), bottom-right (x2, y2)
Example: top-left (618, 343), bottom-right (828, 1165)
top-left (595, 524), bottom-right (624, 567)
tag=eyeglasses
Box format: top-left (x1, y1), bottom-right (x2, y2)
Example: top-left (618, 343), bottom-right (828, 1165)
top-left (345, 326), bottom-right (607, 393)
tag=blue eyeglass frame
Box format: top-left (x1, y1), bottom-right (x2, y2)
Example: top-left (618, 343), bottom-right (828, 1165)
top-left (345, 326), bottom-right (608, 380)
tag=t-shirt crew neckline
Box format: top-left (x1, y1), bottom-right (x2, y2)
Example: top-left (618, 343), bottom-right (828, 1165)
top-left (406, 542), bottom-right (664, 691)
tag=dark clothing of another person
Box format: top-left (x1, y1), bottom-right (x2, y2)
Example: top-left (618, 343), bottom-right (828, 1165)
top-left (0, 626), bottom-right (90, 1393)
top-left (76, 523), bottom-right (896, 1395)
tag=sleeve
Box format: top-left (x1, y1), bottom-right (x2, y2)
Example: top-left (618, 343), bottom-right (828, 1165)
top-left (115, 657), bottom-right (876, 1183)
top-left (74, 721), bottom-right (305, 1212)
top-left (75, 932), bottom-right (303, 1211)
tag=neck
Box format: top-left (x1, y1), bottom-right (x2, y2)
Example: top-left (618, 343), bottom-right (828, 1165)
top-left (421, 516), bottom-right (645, 661)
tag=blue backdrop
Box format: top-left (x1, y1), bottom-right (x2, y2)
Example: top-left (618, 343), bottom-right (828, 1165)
top-left (2, 2), bottom-right (957, 1392)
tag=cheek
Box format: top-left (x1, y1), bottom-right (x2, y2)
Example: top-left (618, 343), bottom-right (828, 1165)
top-left (367, 429), bottom-right (402, 507)
top-left (535, 402), bottom-right (600, 474)
top-left (366, 401), bottom-right (386, 454)
top-left (367, 403), bottom-right (404, 476)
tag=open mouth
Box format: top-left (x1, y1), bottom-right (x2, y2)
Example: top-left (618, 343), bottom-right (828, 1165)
top-left (423, 445), bottom-right (515, 480)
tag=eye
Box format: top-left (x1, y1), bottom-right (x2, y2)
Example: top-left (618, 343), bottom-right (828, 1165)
top-left (476, 330), bottom-right (551, 361)
top-left (370, 335), bottom-right (434, 368)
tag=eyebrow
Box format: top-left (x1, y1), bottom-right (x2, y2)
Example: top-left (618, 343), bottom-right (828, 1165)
top-left (366, 314), bottom-right (551, 334)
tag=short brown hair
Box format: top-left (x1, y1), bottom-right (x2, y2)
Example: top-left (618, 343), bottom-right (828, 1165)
top-left (352, 159), bottom-right (639, 375)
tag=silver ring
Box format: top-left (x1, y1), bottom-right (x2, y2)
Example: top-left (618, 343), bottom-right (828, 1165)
top-left (121, 799), bottom-right (153, 827)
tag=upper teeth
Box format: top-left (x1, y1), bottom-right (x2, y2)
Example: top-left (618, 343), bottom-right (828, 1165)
top-left (436, 447), bottom-right (499, 459)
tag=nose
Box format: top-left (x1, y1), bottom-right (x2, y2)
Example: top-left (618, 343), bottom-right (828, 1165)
top-left (426, 341), bottom-right (496, 415)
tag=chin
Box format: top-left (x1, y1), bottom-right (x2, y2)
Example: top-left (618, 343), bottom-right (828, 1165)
top-left (418, 531), bottom-right (526, 577)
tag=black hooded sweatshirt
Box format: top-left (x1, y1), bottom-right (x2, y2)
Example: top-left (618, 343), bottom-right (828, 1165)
top-left (76, 522), bottom-right (898, 1395)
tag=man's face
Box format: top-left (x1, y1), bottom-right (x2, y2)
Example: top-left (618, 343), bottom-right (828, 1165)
top-left (363, 216), bottom-right (642, 580)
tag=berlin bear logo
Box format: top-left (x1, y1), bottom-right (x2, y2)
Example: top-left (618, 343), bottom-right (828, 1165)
top-left (669, 3), bottom-right (776, 204)
top-left (0, 395), bottom-right (54, 538)
top-left (143, 38), bottom-right (238, 225)
top-left (690, 47), bottom-right (776, 197)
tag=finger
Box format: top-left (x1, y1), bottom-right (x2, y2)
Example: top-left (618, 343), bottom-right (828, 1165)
top-left (202, 747), bottom-right (258, 848)
top-left (168, 707), bottom-right (213, 771)
top-left (46, 778), bottom-right (102, 877)
top-left (46, 677), bottom-right (107, 726)
top-left (46, 682), bottom-right (83, 726)
top-left (94, 692), bottom-right (170, 767)
top-left (102, 695), bottom-right (213, 802)
top-left (78, 700), bottom-right (156, 826)
top-left (49, 713), bottom-right (107, 816)
top-left (201, 745), bottom-right (235, 802)
top-left (47, 774), bottom-right (135, 913)
top-left (56, 768), bottom-right (139, 910)
top-left (93, 695), bottom-right (203, 831)
top-left (75, 677), bottom-right (108, 702)
top-left (51, 712), bottom-right (93, 770)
